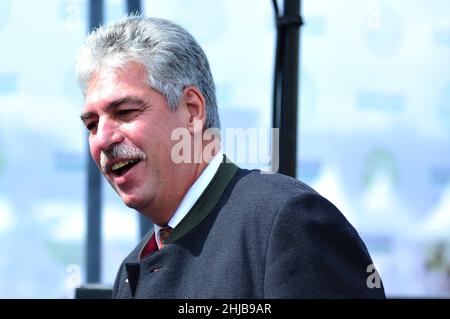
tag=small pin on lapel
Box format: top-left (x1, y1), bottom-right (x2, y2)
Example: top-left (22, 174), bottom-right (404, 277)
top-left (149, 266), bottom-right (162, 273)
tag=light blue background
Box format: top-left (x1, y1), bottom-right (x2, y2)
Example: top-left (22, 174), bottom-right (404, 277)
top-left (0, 0), bottom-right (449, 297)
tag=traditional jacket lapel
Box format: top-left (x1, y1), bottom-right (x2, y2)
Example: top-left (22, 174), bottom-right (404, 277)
top-left (165, 158), bottom-right (239, 245)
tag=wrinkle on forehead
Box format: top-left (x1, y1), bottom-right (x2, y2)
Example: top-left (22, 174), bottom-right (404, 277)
top-left (84, 62), bottom-right (149, 110)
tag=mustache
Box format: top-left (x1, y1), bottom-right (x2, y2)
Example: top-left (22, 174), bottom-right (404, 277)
top-left (100, 143), bottom-right (147, 172)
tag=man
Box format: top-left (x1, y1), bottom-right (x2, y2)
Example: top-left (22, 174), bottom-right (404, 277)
top-left (76, 15), bottom-right (385, 298)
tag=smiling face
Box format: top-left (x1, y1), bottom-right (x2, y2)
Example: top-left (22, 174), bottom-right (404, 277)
top-left (81, 62), bottom-right (199, 225)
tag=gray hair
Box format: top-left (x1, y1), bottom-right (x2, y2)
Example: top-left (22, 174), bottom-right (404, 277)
top-left (76, 15), bottom-right (220, 129)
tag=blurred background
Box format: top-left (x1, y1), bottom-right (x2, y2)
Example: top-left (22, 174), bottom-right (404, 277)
top-left (0, 0), bottom-right (449, 298)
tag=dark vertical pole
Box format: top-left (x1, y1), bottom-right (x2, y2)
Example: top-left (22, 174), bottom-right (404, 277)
top-left (86, 0), bottom-right (103, 284)
top-left (281, 0), bottom-right (300, 177)
top-left (125, 0), bottom-right (152, 239)
top-left (272, 0), bottom-right (301, 178)
top-left (126, 0), bottom-right (141, 14)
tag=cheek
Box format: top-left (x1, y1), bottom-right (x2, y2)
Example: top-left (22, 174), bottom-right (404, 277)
top-left (128, 124), bottom-right (156, 147)
top-left (127, 120), bottom-right (176, 155)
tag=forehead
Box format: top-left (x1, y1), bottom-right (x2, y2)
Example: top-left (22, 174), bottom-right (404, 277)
top-left (83, 63), bottom-right (149, 111)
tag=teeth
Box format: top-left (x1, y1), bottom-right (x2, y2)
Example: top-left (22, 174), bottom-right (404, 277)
top-left (111, 159), bottom-right (138, 171)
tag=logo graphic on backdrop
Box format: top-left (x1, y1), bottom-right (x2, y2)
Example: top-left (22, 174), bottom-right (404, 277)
top-left (58, 0), bottom-right (84, 29)
top-left (362, 148), bottom-right (399, 189)
top-left (0, 73), bottom-right (18, 94)
top-left (299, 70), bottom-right (319, 124)
top-left (0, 1), bottom-right (11, 32)
top-left (364, 5), bottom-right (402, 57)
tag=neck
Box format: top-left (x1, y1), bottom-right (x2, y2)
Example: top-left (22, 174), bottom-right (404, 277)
top-left (147, 144), bottom-right (221, 226)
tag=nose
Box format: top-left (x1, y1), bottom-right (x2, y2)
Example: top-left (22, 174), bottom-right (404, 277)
top-left (92, 117), bottom-right (124, 153)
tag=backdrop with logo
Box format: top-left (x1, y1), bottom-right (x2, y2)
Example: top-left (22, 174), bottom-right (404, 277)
top-left (0, 0), bottom-right (449, 297)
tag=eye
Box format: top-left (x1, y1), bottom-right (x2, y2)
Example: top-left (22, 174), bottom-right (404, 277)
top-left (117, 109), bottom-right (138, 120)
top-left (86, 121), bottom-right (98, 131)
top-left (118, 109), bottom-right (132, 115)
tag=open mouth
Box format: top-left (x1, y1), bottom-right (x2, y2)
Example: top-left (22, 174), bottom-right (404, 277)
top-left (111, 159), bottom-right (140, 177)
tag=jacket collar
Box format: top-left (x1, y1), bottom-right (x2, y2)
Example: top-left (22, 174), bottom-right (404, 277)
top-left (165, 156), bottom-right (238, 245)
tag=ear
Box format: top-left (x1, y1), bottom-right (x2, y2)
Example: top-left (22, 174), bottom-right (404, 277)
top-left (183, 86), bottom-right (206, 135)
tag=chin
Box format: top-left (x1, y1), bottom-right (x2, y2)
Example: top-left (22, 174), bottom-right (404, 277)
top-left (121, 192), bottom-right (153, 212)
top-left (120, 194), bottom-right (142, 210)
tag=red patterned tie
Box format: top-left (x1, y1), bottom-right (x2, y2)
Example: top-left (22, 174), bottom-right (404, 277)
top-left (158, 226), bottom-right (172, 248)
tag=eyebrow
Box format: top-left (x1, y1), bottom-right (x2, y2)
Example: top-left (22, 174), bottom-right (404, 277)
top-left (80, 97), bottom-right (145, 123)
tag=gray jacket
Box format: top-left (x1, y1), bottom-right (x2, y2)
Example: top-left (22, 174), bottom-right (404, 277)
top-left (112, 162), bottom-right (385, 298)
